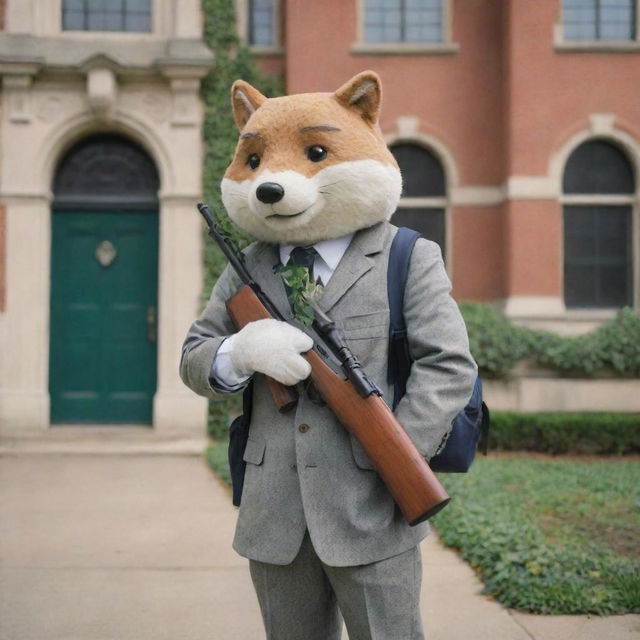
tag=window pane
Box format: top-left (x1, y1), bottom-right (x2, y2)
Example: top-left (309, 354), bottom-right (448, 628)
top-left (65, 0), bottom-right (85, 10)
top-left (391, 208), bottom-right (446, 258)
top-left (365, 0), bottom-right (402, 43)
top-left (563, 0), bottom-right (597, 39)
top-left (365, 0), bottom-right (443, 43)
top-left (249, 0), bottom-right (275, 45)
top-left (390, 144), bottom-right (446, 197)
top-left (564, 205), bottom-right (632, 308)
top-left (563, 0), bottom-right (635, 40)
top-left (63, 10), bottom-right (85, 30)
top-left (563, 140), bottom-right (634, 194)
top-left (599, 0), bottom-right (635, 40)
top-left (565, 263), bottom-right (598, 306)
top-left (62, 0), bottom-right (151, 32)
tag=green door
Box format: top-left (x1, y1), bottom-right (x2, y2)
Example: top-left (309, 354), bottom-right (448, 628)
top-left (50, 211), bottom-right (158, 424)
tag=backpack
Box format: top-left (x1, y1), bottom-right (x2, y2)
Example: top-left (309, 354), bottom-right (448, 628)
top-left (387, 227), bottom-right (490, 472)
top-left (228, 380), bottom-right (253, 506)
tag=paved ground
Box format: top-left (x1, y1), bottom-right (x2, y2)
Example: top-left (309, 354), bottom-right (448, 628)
top-left (0, 440), bottom-right (638, 640)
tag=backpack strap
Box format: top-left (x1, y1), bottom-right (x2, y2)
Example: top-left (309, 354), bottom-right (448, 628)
top-left (387, 227), bottom-right (422, 411)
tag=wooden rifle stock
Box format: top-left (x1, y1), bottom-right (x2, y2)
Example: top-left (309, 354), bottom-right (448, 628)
top-left (226, 284), bottom-right (450, 526)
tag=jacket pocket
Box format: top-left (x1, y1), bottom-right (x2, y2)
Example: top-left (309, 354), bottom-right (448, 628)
top-left (349, 434), bottom-right (376, 471)
top-left (341, 311), bottom-right (389, 340)
top-left (242, 437), bottom-right (266, 465)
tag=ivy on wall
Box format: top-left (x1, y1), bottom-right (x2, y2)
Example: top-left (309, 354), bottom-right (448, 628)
top-left (201, 0), bottom-right (283, 438)
top-left (461, 304), bottom-right (640, 379)
top-left (201, 0), bottom-right (283, 292)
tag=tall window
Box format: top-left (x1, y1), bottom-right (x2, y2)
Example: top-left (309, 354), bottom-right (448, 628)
top-left (563, 0), bottom-right (636, 41)
top-left (563, 140), bottom-right (635, 308)
top-left (62, 0), bottom-right (152, 32)
top-left (364, 0), bottom-right (444, 44)
top-left (390, 143), bottom-right (446, 258)
top-left (248, 0), bottom-right (276, 46)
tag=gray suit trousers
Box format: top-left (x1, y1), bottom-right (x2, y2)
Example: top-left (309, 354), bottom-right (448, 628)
top-left (249, 532), bottom-right (424, 640)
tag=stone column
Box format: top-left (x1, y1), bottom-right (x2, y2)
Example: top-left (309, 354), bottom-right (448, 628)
top-left (153, 194), bottom-right (208, 435)
top-left (0, 195), bottom-right (52, 434)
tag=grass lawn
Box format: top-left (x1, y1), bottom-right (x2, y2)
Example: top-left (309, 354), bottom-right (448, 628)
top-left (433, 455), bottom-right (640, 614)
top-left (205, 443), bottom-right (639, 615)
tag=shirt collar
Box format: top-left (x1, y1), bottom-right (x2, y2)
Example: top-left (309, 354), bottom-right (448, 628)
top-left (279, 234), bottom-right (354, 270)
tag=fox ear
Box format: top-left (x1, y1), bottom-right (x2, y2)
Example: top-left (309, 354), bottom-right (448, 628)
top-left (230, 80), bottom-right (267, 130)
top-left (333, 71), bottom-right (382, 125)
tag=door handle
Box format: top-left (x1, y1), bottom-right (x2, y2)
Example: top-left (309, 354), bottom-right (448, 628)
top-left (146, 306), bottom-right (157, 343)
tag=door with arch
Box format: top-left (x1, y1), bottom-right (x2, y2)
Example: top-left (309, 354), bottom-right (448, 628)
top-left (49, 134), bottom-right (159, 424)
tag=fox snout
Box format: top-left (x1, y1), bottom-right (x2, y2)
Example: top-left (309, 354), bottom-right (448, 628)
top-left (256, 182), bottom-right (285, 204)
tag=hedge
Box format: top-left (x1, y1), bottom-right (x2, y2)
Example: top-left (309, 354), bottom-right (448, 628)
top-left (489, 412), bottom-right (640, 454)
top-left (461, 303), bottom-right (640, 379)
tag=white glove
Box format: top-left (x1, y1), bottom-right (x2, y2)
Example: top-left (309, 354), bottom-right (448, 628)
top-left (229, 318), bottom-right (314, 386)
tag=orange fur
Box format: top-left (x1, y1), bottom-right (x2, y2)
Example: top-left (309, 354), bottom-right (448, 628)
top-left (225, 72), bottom-right (398, 182)
top-left (221, 71), bottom-right (402, 245)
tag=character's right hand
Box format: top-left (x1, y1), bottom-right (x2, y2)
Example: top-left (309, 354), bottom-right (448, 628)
top-left (229, 318), bottom-right (314, 386)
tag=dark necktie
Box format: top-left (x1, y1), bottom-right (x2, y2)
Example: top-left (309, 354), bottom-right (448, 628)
top-left (288, 245), bottom-right (318, 281)
top-left (285, 246), bottom-right (318, 311)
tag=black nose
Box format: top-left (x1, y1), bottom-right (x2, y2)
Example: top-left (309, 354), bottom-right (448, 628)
top-left (256, 182), bottom-right (285, 204)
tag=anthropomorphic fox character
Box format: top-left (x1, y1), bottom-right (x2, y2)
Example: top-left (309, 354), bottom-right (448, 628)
top-left (180, 71), bottom-right (477, 640)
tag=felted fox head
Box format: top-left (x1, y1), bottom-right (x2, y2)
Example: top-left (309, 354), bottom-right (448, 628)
top-left (221, 71), bottom-right (402, 246)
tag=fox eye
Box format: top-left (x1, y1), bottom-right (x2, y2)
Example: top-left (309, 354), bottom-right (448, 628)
top-left (247, 154), bottom-right (260, 170)
top-left (307, 146), bottom-right (328, 163)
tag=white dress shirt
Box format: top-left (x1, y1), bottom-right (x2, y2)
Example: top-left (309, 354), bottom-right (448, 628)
top-left (210, 233), bottom-right (354, 391)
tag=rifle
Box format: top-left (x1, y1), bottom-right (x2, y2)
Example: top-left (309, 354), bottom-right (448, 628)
top-left (197, 202), bottom-right (450, 526)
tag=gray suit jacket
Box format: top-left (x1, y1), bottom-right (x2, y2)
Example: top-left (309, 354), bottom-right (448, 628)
top-left (180, 222), bottom-right (477, 567)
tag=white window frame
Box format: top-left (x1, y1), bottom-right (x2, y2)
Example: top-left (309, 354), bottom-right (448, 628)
top-left (235, 0), bottom-right (283, 55)
top-left (351, 0), bottom-right (458, 55)
top-left (555, 0), bottom-right (640, 52)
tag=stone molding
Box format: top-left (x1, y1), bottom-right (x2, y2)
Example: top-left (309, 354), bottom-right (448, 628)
top-left (0, 34), bottom-right (213, 79)
top-left (485, 377), bottom-right (640, 413)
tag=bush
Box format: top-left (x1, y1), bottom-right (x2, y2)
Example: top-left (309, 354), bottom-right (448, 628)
top-left (460, 304), bottom-right (640, 379)
top-left (489, 412), bottom-right (640, 454)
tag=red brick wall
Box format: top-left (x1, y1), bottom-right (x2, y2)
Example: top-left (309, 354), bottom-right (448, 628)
top-left (252, 0), bottom-right (639, 303)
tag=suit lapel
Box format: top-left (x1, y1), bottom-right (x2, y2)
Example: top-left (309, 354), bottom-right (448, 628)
top-left (247, 222), bottom-right (389, 318)
top-left (319, 222), bottom-right (388, 313)
top-left (249, 243), bottom-right (295, 321)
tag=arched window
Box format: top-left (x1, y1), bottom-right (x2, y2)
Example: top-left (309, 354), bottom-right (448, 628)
top-left (54, 134), bottom-right (159, 210)
top-left (390, 143), bottom-right (447, 257)
top-left (562, 140), bottom-right (635, 308)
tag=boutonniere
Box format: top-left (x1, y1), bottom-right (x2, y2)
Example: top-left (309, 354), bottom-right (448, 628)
top-left (274, 264), bottom-right (323, 326)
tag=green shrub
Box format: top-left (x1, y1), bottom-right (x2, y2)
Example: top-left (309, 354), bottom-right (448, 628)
top-left (460, 304), bottom-right (640, 379)
top-left (489, 412), bottom-right (640, 454)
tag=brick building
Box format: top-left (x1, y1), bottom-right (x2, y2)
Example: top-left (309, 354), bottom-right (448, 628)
top-left (0, 0), bottom-right (638, 435)
top-left (244, 0), bottom-right (639, 331)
